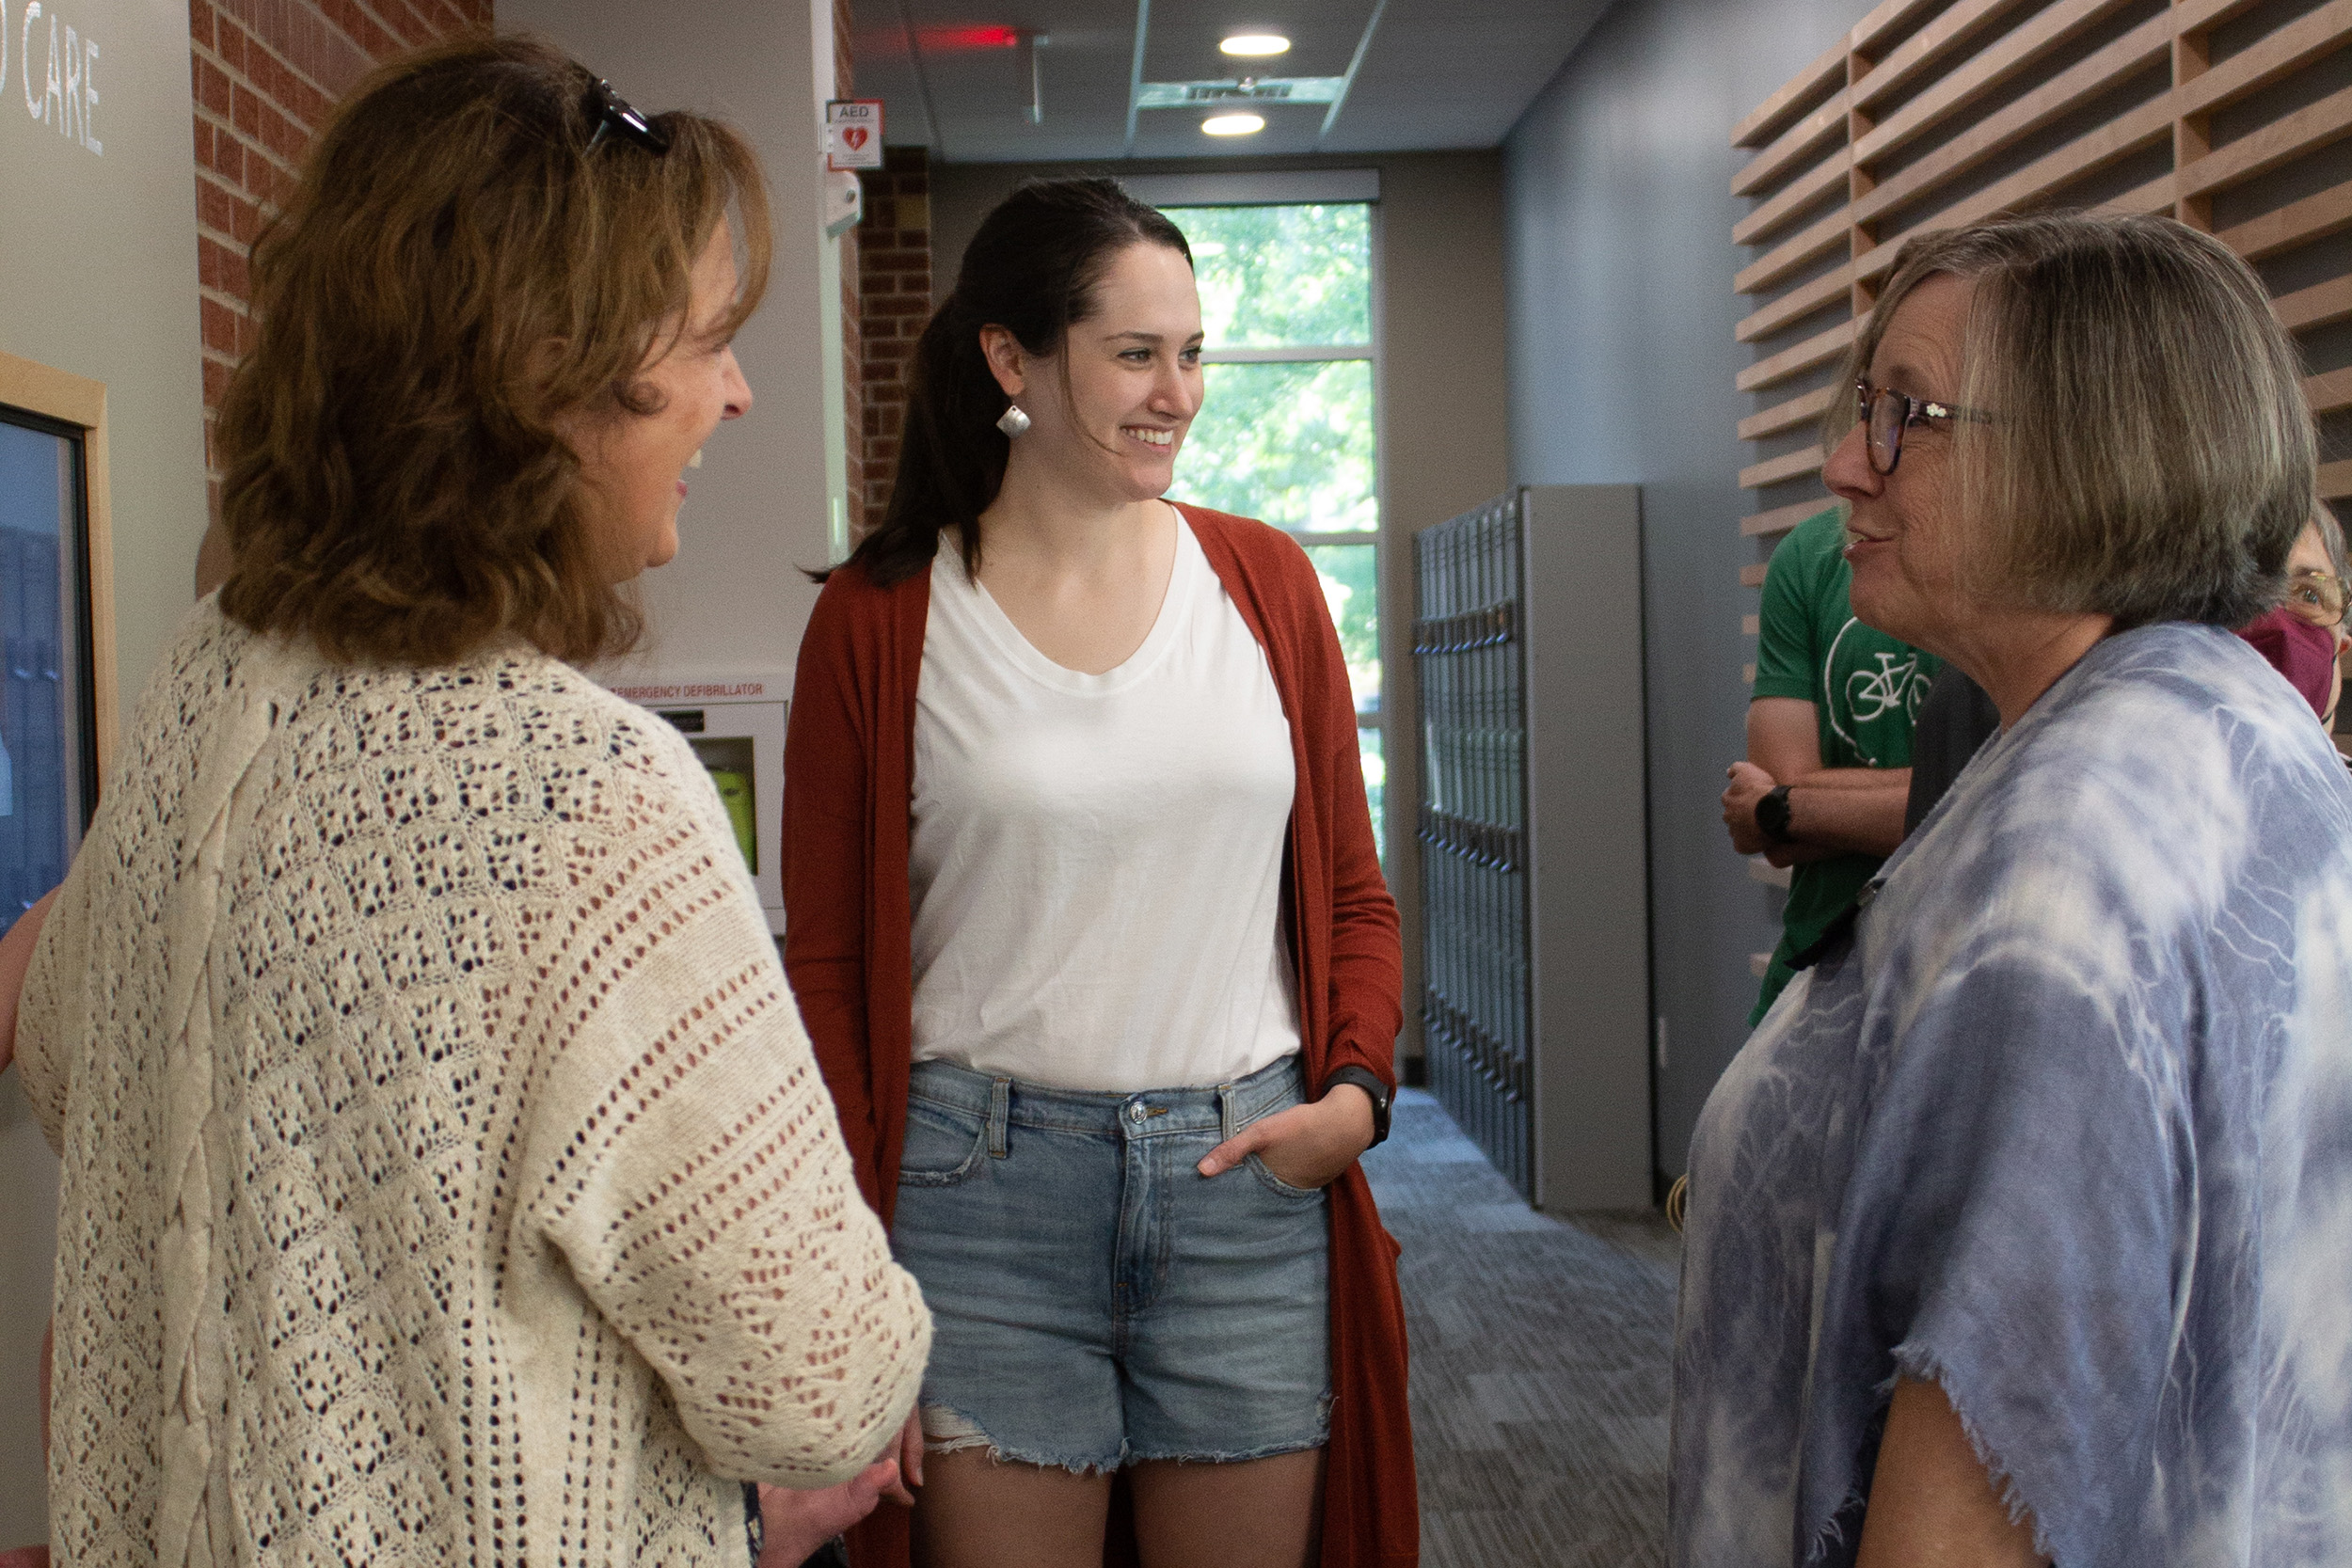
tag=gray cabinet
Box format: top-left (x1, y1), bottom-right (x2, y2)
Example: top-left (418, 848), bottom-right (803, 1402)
top-left (1413, 484), bottom-right (1652, 1210)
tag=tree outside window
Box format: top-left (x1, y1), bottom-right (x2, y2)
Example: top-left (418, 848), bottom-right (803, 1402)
top-left (1164, 202), bottom-right (1387, 858)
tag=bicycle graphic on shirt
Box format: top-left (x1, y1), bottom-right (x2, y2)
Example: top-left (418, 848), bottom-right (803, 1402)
top-left (1823, 618), bottom-right (1929, 766)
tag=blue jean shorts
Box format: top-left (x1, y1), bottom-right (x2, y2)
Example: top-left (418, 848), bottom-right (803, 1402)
top-left (890, 1053), bottom-right (1332, 1473)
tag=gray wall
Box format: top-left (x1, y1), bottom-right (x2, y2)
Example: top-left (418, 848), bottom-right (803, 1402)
top-left (0, 0), bottom-right (208, 1544)
top-left (1504, 0), bottom-right (1868, 1177)
top-left (930, 151), bottom-right (1513, 1071)
top-left (501, 0), bottom-right (848, 689)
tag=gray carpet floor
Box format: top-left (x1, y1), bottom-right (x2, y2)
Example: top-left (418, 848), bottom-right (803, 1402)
top-left (1360, 1089), bottom-right (1680, 1568)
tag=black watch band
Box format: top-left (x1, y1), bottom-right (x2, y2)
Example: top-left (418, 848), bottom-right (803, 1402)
top-left (1756, 784), bottom-right (1794, 845)
top-left (1320, 1065), bottom-right (1392, 1148)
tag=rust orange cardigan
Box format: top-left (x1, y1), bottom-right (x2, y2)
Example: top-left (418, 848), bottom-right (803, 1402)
top-left (780, 504), bottom-right (1418, 1568)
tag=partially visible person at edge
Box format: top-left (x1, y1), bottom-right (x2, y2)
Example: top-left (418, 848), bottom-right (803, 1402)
top-left (5, 39), bottom-right (930, 1568)
top-left (1901, 502), bottom-right (2351, 833)
top-left (780, 177), bottom-right (1414, 1568)
top-left (2236, 502), bottom-right (2352, 730)
top-left (1673, 211), bottom-right (2352, 1566)
top-left (1721, 503), bottom-right (1939, 1021)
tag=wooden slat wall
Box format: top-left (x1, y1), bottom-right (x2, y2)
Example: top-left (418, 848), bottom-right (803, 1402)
top-left (1733, 0), bottom-right (2352, 620)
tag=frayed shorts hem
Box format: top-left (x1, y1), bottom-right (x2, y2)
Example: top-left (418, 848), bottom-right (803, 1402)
top-left (919, 1402), bottom-right (1329, 1475)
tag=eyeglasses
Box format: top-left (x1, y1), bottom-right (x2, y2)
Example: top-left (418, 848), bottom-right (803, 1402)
top-left (584, 79), bottom-right (669, 155)
top-left (1854, 379), bottom-right (1994, 475)
top-left (2286, 568), bottom-right (2347, 628)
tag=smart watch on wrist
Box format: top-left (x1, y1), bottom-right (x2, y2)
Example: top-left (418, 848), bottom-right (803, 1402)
top-left (1756, 784), bottom-right (1795, 846)
top-left (1320, 1065), bottom-right (1393, 1148)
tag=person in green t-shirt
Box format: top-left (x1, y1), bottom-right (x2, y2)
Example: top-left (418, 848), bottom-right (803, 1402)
top-left (1723, 504), bottom-right (1939, 1022)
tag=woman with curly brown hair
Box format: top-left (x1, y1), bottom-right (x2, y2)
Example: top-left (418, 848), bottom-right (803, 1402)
top-left (8, 37), bottom-right (928, 1568)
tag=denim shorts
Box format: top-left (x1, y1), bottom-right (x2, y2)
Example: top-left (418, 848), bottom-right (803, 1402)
top-left (890, 1053), bottom-right (1331, 1473)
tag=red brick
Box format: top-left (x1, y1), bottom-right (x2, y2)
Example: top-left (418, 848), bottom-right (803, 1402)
top-left (259, 100), bottom-right (305, 162)
top-left (201, 297), bottom-right (242, 355)
top-left (191, 0), bottom-right (216, 52)
top-left (197, 55), bottom-right (233, 116)
top-left (218, 15), bottom-right (249, 75)
top-left (196, 174), bottom-right (235, 234)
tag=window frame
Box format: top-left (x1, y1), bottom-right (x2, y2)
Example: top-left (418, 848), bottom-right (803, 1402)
top-left (0, 349), bottom-right (114, 796)
top-left (1155, 193), bottom-right (1389, 852)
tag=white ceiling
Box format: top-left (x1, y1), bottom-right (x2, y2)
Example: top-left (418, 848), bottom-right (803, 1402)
top-left (851, 0), bottom-right (1617, 163)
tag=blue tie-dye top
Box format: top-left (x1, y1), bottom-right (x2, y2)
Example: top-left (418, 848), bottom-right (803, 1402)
top-left (1672, 622), bottom-right (2352, 1568)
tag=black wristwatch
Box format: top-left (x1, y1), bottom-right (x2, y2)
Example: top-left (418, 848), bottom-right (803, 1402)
top-left (1321, 1066), bottom-right (1393, 1148)
top-left (1755, 784), bottom-right (1795, 846)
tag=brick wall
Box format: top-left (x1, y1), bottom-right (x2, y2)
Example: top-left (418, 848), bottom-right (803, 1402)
top-left (856, 147), bottom-right (931, 531)
top-left (190, 0), bottom-right (493, 515)
top-left (833, 0), bottom-right (861, 545)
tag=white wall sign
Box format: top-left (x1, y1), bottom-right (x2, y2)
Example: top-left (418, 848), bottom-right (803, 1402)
top-left (825, 99), bottom-right (881, 169)
top-left (1, 0), bottom-right (103, 155)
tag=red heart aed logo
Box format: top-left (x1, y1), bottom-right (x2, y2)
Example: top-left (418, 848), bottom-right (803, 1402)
top-left (844, 127), bottom-right (869, 150)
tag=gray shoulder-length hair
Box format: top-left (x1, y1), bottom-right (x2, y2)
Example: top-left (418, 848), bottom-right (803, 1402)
top-left (1831, 212), bottom-right (2314, 629)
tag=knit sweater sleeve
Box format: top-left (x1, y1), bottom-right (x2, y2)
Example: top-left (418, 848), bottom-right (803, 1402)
top-left (14, 844), bottom-right (91, 1153)
top-left (516, 707), bottom-right (929, 1489)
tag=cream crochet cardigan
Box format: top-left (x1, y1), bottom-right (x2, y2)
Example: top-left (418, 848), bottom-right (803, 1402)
top-left (18, 605), bottom-right (930, 1567)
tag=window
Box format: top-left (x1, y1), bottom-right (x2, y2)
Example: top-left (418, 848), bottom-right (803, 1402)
top-left (1162, 200), bottom-right (1386, 857)
top-left (0, 407), bottom-right (99, 915)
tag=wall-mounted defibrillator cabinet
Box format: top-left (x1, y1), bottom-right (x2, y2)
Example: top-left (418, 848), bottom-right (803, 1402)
top-left (605, 671), bottom-right (790, 936)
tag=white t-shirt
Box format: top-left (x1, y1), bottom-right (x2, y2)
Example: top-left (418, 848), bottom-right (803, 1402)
top-left (909, 515), bottom-right (1302, 1092)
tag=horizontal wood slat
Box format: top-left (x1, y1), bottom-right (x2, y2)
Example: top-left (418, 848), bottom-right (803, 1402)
top-left (2179, 80), bottom-right (2352, 200)
top-left (1733, 38), bottom-right (1847, 148)
top-left (1851, 0), bottom-right (1942, 55)
top-left (1741, 499), bottom-right (1829, 537)
top-left (2305, 367), bottom-right (2352, 417)
top-left (2175, 0), bottom-right (2352, 121)
top-left (1734, 0), bottom-right (2352, 638)
top-left (1737, 320), bottom-right (1857, 392)
top-left (1853, 92), bottom-right (2175, 283)
top-left (1852, 0), bottom-right (2137, 171)
top-left (2274, 273), bottom-right (2352, 333)
top-left (2105, 170), bottom-right (2178, 214)
top-left (1852, 0), bottom-right (2042, 114)
top-left (2176, 0), bottom-right (2296, 36)
top-left (1851, 8), bottom-right (2171, 228)
top-left (1739, 447), bottom-right (1827, 489)
top-left (1737, 265), bottom-right (1853, 343)
top-left (2219, 178), bottom-right (2352, 261)
top-left (1732, 89), bottom-right (1852, 198)
top-left (1734, 154), bottom-right (1851, 247)
top-left (1737, 385), bottom-right (1837, 440)
top-left (1736, 204), bottom-right (1856, 294)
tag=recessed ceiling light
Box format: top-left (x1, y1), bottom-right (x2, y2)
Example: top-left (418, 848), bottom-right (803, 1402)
top-left (1220, 34), bottom-right (1291, 57)
top-left (1202, 113), bottom-right (1266, 135)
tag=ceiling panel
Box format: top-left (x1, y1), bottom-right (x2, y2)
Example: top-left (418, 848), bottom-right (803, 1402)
top-left (850, 0), bottom-right (1617, 163)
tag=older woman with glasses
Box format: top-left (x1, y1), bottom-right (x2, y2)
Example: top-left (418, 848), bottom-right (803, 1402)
top-left (1673, 211), bottom-right (2352, 1567)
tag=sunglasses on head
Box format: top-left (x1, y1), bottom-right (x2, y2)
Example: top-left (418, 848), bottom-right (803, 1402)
top-left (583, 78), bottom-right (669, 155)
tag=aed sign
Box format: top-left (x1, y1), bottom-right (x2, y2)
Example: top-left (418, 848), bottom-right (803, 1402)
top-left (825, 100), bottom-right (882, 170)
top-left (0, 0), bottom-right (103, 156)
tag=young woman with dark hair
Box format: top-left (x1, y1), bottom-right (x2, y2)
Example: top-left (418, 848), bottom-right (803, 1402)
top-left (783, 177), bottom-right (1418, 1568)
